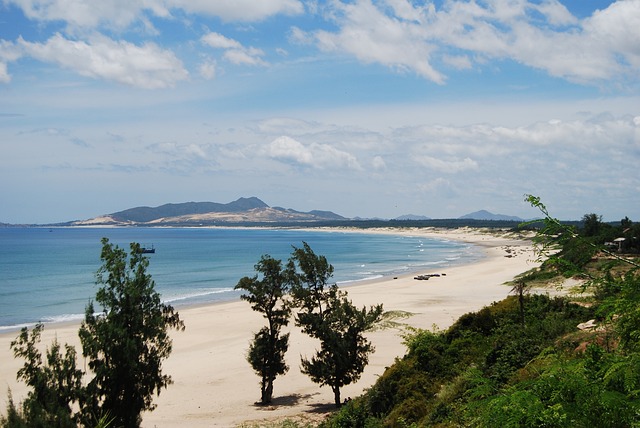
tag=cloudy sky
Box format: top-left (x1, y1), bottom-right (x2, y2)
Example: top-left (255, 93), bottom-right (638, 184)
top-left (1, 0), bottom-right (639, 224)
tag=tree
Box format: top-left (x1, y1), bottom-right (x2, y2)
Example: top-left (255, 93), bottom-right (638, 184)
top-left (581, 213), bottom-right (603, 237)
top-left (78, 238), bottom-right (184, 427)
top-left (235, 255), bottom-right (291, 404)
top-left (8, 323), bottom-right (83, 427)
top-left (510, 279), bottom-right (531, 326)
top-left (288, 242), bottom-right (383, 406)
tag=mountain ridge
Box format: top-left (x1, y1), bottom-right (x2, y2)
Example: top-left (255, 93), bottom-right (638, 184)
top-left (72, 197), bottom-right (346, 226)
top-left (2, 200), bottom-right (531, 226)
top-left (459, 209), bottom-right (524, 222)
top-left (110, 197), bottom-right (269, 223)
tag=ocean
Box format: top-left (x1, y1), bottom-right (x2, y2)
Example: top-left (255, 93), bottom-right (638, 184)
top-left (0, 227), bottom-right (482, 332)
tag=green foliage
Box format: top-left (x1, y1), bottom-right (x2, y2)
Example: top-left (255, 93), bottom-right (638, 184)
top-left (581, 213), bottom-right (603, 237)
top-left (366, 357), bottom-right (434, 419)
top-left (325, 292), bottom-right (595, 427)
top-left (239, 419), bottom-right (316, 428)
top-left (0, 391), bottom-right (29, 428)
top-left (246, 328), bottom-right (290, 403)
top-left (289, 242), bottom-right (384, 407)
top-left (3, 239), bottom-right (184, 427)
top-left (320, 396), bottom-right (383, 428)
top-left (7, 324), bottom-right (83, 427)
top-left (311, 198), bottom-right (640, 427)
top-left (551, 238), bottom-right (597, 274)
top-left (288, 242), bottom-right (336, 319)
top-left (299, 295), bottom-right (383, 407)
top-left (608, 270), bottom-right (640, 353)
top-left (404, 329), bottom-right (453, 378)
top-left (78, 238), bottom-right (184, 428)
top-left (523, 195), bottom-right (636, 277)
top-left (236, 254), bottom-right (291, 404)
top-left (476, 352), bottom-right (640, 427)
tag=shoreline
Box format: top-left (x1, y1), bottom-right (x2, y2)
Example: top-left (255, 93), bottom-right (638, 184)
top-left (0, 226), bottom-right (485, 334)
top-left (0, 227), bottom-right (539, 426)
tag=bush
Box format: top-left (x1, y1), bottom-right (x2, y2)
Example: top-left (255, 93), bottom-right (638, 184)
top-left (320, 396), bottom-right (383, 428)
top-left (325, 292), bottom-right (601, 427)
top-left (366, 358), bottom-right (434, 418)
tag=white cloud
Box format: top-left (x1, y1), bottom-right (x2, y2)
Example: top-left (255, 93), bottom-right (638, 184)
top-left (441, 54), bottom-right (472, 70)
top-left (289, 26), bottom-right (315, 45)
top-left (202, 32), bottom-right (267, 66)
top-left (5, 0), bottom-right (639, 89)
top-left (307, 0), bottom-right (640, 85)
top-left (18, 33), bottom-right (189, 88)
top-left (0, 39), bottom-right (22, 61)
top-left (145, 141), bottom-right (215, 174)
top-left (5, 0), bottom-right (303, 31)
top-left (266, 136), bottom-right (362, 170)
top-left (201, 32), bottom-right (242, 50)
top-left (168, 0), bottom-right (304, 22)
top-left (223, 48), bottom-right (267, 66)
top-left (371, 155), bottom-right (386, 171)
top-left (534, 0), bottom-right (577, 26)
top-left (415, 156), bottom-right (478, 173)
top-left (150, 141), bottom-right (208, 159)
top-left (0, 40), bottom-right (23, 82)
top-left (198, 59), bottom-right (217, 80)
top-left (0, 62), bottom-right (10, 83)
top-left (254, 117), bottom-right (323, 135)
top-left (5, 0), bottom-right (154, 30)
top-left (418, 177), bottom-right (454, 194)
top-left (184, 143), bottom-right (207, 159)
top-left (312, 1), bottom-right (444, 83)
top-left (583, 1), bottom-right (640, 70)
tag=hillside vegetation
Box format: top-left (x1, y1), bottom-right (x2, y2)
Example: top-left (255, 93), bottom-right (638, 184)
top-left (321, 199), bottom-right (640, 427)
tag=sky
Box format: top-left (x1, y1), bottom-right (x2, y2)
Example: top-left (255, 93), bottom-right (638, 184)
top-left (1, 0), bottom-right (639, 224)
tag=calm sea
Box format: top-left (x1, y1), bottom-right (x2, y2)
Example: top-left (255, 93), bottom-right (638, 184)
top-left (0, 227), bottom-right (482, 331)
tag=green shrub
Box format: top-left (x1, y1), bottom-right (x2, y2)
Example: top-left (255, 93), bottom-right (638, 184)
top-left (385, 396), bottom-right (429, 428)
top-left (366, 358), bottom-right (434, 418)
top-left (320, 396), bottom-right (383, 428)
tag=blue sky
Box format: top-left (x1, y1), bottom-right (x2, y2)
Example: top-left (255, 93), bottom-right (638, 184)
top-left (1, 0), bottom-right (639, 224)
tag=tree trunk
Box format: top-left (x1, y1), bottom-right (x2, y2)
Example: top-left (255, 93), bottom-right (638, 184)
top-left (518, 292), bottom-right (525, 326)
top-left (262, 380), bottom-right (274, 404)
top-left (333, 386), bottom-right (341, 407)
top-left (260, 376), bottom-right (273, 405)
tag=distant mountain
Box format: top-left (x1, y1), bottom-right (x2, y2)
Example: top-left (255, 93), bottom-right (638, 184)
top-left (72, 197), bottom-right (346, 226)
top-left (395, 214), bottom-right (431, 221)
top-left (110, 197), bottom-right (269, 223)
top-left (459, 210), bottom-right (523, 222)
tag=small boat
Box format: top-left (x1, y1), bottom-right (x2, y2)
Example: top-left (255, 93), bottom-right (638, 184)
top-left (139, 244), bottom-right (155, 254)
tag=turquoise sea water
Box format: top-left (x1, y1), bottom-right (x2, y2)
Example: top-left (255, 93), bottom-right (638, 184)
top-left (0, 227), bottom-right (482, 331)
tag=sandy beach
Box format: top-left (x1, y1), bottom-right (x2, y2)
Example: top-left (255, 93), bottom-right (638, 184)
top-left (0, 227), bottom-right (540, 427)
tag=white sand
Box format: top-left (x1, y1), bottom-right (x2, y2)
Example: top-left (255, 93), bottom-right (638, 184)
top-left (0, 227), bottom-right (539, 427)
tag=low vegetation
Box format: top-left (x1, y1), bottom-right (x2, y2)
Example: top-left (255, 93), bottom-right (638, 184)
top-left (322, 196), bottom-right (640, 427)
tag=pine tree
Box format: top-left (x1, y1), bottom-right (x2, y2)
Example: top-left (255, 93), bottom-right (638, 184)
top-left (79, 238), bottom-right (184, 427)
top-left (288, 242), bottom-right (383, 406)
top-left (236, 255), bottom-right (291, 404)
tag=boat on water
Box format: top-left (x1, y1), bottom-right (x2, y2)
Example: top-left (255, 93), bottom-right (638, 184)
top-left (139, 244), bottom-right (155, 254)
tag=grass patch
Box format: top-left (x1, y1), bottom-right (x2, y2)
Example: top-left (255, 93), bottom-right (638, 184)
top-left (373, 310), bottom-right (415, 331)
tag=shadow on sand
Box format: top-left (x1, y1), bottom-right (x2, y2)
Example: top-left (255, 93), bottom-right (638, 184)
top-left (253, 392), bottom-right (318, 409)
top-left (253, 393), bottom-right (336, 412)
